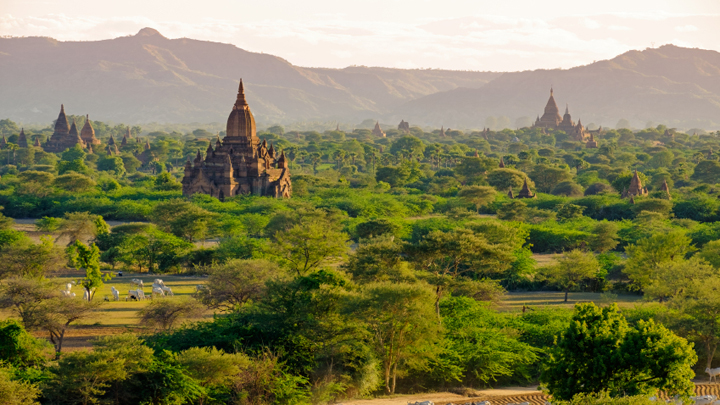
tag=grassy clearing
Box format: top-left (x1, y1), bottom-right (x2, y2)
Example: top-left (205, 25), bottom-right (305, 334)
top-left (500, 291), bottom-right (643, 312)
top-left (0, 272), bottom-right (211, 351)
top-left (52, 273), bottom-right (212, 327)
top-left (532, 253), bottom-right (561, 268)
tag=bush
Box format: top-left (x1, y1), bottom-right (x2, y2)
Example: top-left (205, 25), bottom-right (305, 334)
top-left (526, 225), bottom-right (591, 253)
top-left (584, 183), bottom-right (615, 196)
top-left (551, 181), bottom-right (584, 197)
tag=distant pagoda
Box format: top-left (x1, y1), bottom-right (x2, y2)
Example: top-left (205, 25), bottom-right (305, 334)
top-left (621, 170), bottom-right (648, 199)
top-left (372, 121), bottom-right (386, 138)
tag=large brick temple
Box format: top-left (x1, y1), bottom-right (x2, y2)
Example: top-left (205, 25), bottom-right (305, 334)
top-left (181, 80), bottom-right (292, 200)
top-left (532, 88), bottom-right (597, 142)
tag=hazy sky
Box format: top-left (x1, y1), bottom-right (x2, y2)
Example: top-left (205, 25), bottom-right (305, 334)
top-left (2, 0), bottom-right (719, 71)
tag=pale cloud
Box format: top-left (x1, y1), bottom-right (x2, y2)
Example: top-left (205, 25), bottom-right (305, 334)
top-left (583, 18), bottom-right (601, 29)
top-left (1, 11), bottom-right (718, 72)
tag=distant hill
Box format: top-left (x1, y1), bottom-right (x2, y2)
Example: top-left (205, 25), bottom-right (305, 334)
top-left (1, 30), bottom-right (718, 129)
top-left (394, 45), bottom-right (720, 129)
top-left (0, 28), bottom-right (499, 125)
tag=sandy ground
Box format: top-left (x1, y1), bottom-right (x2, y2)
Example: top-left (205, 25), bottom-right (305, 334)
top-left (340, 387), bottom-right (544, 405)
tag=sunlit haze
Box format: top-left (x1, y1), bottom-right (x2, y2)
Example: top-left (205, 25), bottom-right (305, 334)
top-left (2, 0), bottom-right (719, 71)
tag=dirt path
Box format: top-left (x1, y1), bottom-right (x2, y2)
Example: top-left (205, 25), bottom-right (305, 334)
top-left (340, 387), bottom-right (544, 405)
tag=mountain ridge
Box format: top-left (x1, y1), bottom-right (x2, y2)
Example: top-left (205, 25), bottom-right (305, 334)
top-left (0, 28), bottom-right (499, 125)
top-left (395, 45), bottom-right (720, 129)
top-left (1, 29), bottom-right (719, 129)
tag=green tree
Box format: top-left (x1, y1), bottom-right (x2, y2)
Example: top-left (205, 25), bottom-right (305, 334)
top-left (588, 221), bottom-right (620, 253)
top-left (17, 170), bottom-right (54, 186)
top-left (56, 212), bottom-right (106, 244)
top-left (389, 135), bottom-right (425, 157)
top-left (174, 347), bottom-right (248, 405)
top-left (355, 218), bottom-right (401, 239)
top-left (691, 160), bottom-right (720, 184)
top-left (486, 168), bottom-right (533, 191)
top-left (151, 199), bottom-right (217, 242)
top-left (198, 259), bottom-right (283, 312)
top-left (0, 320), bottom-right (51, 368)
top-left (375, 166), bottom-right (410, 187)
top-left (0, 365), bottom-right (41, 405)
top-left (45, 349), bottom-right (126, 405)
top-left (541, 303), bottom-right (696, 400)
top-left (117, 228), bottom-right (192, 273)
top-left (624, 231), bottom-right (696, 290)
top-left (96, 155), bottom-right (126, 176)
top-left (138, 298), bottom-right (205, 330)
top-left (556, 203), bottom-right (585, 221)
top-left (496, 200), bottom-right (527, 222)
top-left (66, 241), bottom-right (111, 301)
top-left (540, 250), bottom-right (600, 302)
top-left (154, 172), bottom-right (181, 191)
top-left (454, 157), bottom-right (496, 182)
top-left (347, 282), bottom-right (439, 395)
top-left (0, 236), bottom-right (62, 278)
top-left (530, 164), bottom-right (573, 193)
top-left (60, 144), bottom-right (87, 162)
top-left (643, 257), bottom-right (719, 302)
top-left (53, 172), bottom-right (96, 192)
top-left (699, 240), bottom-right (720, 268)
top-left (408, 229), bottom-right (512, 317)
top-left (343, 235), bottom-right (416, 284)
top-left (458, 185), bottom-right (497, 213)
top-left (31, 296), bottom-right (97, 356)
top-left (631, 198), bottom-right (673, 217)
top-left (439, 297), bottom-right (538, 385)
top-left (648, 150), bottom-right (674, 169)
top-left (672, 276), bottom-right (720, 369)
top-left (56, 159), bottom-right (90, 176)
top-left (551, 181), bottom-right (584, 197)
top-left (272, 220), bottom-right (350, 276)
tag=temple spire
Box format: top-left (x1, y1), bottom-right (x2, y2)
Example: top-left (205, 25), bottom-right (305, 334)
top-left (235, 79), bottom-right (248, 107)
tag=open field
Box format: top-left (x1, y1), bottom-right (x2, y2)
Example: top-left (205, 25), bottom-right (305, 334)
top-left (0, 272), bottom-right (211, 351)
top-left (500, 291), bottom-right (643, 311)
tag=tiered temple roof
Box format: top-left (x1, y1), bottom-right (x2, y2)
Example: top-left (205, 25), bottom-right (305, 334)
top-left (17, 128), bottom-right (28, 148)
top-left (660, 179), bottom-right (671, 200)
top-left (515, 178), bottom-right (536, 199)
top-left (80, 116), bottom-right (101, 145)
top-left (44, 105), bottom-right (87, 152)
top-left (621, 170), bottom-right (648, 199)
top-left (586, 132), bottom-right (598, 148)
top-left (533, 89), bottom-right (592, 142)
top-left (181, 79), bottom-right (292, 200)
top-left (372, 121), bottom-right (386, 138)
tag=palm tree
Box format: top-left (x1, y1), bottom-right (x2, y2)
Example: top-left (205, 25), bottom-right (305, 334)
top-left (6, 143), bottom-right (19, 165)
top-left (310, 152), bottom-right (321, 174)
top-left (286, 147), bottom-right (298, 169)
top-left (332, 150), bottom-right (345, 169)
